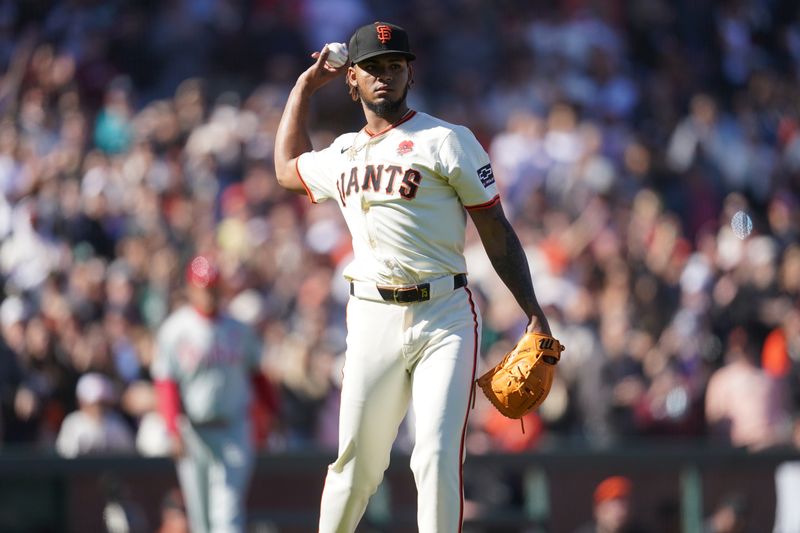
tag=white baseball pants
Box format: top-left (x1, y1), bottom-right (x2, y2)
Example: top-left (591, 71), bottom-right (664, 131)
top-left (319, 283), bottom-right (481, 532)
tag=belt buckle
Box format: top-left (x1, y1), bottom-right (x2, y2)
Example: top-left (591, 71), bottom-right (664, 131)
top-left (392, 286), bottom-right (417, 303)
top-left (387, 283), bottom-right (431, 303)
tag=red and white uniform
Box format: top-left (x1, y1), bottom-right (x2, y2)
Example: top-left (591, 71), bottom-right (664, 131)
top-left (297, 110), bottom-right (498, 532)
top-left (153, 302), bottom-right (263, 533)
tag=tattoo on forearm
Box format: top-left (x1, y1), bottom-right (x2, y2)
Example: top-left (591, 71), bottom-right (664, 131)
top-left (490, 221), bottom-right (537, 315)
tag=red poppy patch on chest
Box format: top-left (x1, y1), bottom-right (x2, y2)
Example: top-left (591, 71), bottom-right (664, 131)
top-left (397, 140), bottom-right (414, 155)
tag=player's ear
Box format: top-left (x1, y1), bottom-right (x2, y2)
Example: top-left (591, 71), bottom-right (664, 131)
top-left (346, 66), bottom-right (360, 102)
top-left (407, 63), bottom-right (414, 88)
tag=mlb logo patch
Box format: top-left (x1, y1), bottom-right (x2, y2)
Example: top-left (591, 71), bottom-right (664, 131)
top-left (477, 164), bottom-right (495, 188)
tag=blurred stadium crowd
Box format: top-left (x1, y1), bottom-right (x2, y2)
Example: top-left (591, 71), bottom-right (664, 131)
top-left (0, 0), bottom-right (799, 459)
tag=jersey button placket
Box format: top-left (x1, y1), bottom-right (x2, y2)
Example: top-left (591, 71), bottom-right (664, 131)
top-left (361, 196), bottom-right (378, 249)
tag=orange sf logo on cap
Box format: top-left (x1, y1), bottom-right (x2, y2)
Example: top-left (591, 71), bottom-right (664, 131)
top-left (376, 24), bottom-right (392, 44)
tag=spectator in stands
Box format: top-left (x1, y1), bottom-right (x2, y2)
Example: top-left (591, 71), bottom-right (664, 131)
top-left (0, 295), bottom-right (38, 446)
top-left (574, 475), bottom-right (645, 533)
top-left (55, 372), bottom-right (135, 457)
top-left (761, 305), bottom-right (800, 411)
top-left (705, 327), bottom-right (792, 450)
top-left (156, 487), bottom-right (189, 533)
top-left (704, 492), bottom-right (750, 533)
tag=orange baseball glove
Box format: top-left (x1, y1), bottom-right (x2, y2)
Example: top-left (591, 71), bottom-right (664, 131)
top-left (476, 332), bottom-right (564, 420)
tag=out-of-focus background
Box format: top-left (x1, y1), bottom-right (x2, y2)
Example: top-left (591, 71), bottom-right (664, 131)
top-left (0, 0), bottom-right (799, 532)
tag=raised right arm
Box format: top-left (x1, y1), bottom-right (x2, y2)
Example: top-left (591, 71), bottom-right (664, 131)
top-left (274, 45), bottom-right (347, 193)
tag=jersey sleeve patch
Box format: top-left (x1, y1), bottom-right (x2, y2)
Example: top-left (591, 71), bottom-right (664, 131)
top-left (477, 163), bottom-right (495, 188)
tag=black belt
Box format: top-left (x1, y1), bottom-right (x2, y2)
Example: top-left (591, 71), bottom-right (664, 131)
top-left (351, 273), bottom-right (467, 303)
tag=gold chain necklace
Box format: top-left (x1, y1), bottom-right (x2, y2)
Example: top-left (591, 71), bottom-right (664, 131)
top-left (345, 131), bottom-right (381, 161)
top-left (345, 110), bottom-right (415, 161)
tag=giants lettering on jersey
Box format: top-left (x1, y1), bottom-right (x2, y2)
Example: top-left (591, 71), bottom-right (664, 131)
top-left (336, 164), bottom-right (423, 205)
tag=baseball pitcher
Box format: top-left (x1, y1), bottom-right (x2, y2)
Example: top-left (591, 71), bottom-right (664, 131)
top-left (274, 21), bottom-right (558, 532)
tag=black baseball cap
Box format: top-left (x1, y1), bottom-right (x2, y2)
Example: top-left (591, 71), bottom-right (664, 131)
top-left (348, 21), bottom-right (416, 65)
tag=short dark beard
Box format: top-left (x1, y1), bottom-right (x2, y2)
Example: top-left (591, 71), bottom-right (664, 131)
top-left (361, 85), bottom-right (409, 118)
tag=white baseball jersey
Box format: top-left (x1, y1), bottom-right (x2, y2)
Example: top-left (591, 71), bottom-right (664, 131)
top-left (300, 109), bottom-right (494, 532)
top-left (152, 306), bottom-right (262, 425)
top-left (296, 110), bottom-right (500, 284)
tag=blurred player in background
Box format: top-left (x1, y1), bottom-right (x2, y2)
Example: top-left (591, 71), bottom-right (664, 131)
top-left (152, 255), bottom-right (276, 533)
top-left (274, 21), bottom-right (553, 532)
